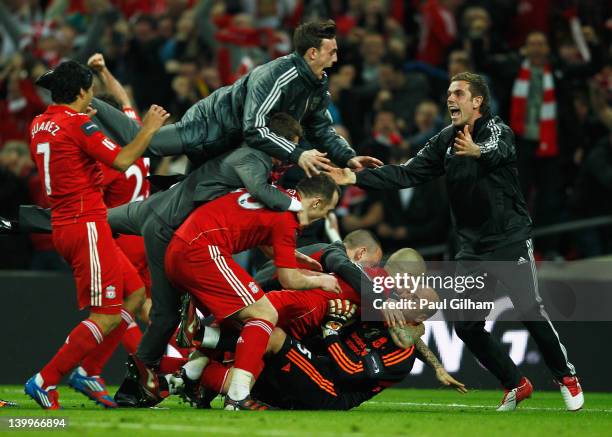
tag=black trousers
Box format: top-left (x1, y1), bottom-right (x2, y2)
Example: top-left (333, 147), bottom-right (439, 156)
top-left (454, 239), bottom-right (576, 389)
top-left (108, 201), bottom-right (181, 367)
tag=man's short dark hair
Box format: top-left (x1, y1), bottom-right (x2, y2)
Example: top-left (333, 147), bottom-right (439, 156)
top-left (343, 230), bottom-right (381, 252)
top-left (293, 19), bottom-right (336, 56)
top-left (269, 113), bottom-right (303, 141)
top-left (36, 60), bottom-right (93, 104)
top-left (450, 72), bottom-right (491, 115)
top-left (296, 173), bottom-right (340, 205)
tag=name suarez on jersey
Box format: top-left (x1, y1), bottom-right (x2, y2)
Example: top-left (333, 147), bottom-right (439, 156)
top-left (31, 120), bottom-right (60, 137)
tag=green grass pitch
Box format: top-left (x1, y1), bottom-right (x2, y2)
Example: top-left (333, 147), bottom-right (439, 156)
top-left (1, 386), bottom-right (611, 436)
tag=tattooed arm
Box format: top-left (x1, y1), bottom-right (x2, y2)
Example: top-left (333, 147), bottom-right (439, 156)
top-left (415, 338), bottom-right (468, 393)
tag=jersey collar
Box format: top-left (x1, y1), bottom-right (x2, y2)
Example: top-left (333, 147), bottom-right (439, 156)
top-left (47, 104), bottom-right (78, 115)
top-left (292, 52), bottom-right (325, 88)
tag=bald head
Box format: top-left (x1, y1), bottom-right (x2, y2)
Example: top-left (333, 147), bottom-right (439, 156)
top-left (384, 248), bottom-right (427, 277)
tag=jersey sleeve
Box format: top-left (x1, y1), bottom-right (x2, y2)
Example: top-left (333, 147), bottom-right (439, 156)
top-left (271, 215), bottom-right (298, 269)
top-left (72, 115), bottom-right (121, 167)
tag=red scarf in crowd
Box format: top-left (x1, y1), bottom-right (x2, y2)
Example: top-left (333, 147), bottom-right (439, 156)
top-left (510, 60), bottom-right (558, 157)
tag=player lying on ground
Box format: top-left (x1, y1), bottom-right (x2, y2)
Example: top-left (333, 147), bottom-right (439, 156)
top-left (24, 60), bottom-right (168, 410)
top-left (172, 291), bottom-right (466, 410)
top-left (168, 246), bottom-right (455, 408)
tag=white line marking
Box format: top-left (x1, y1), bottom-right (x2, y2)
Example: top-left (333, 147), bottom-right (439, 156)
top-left (71, 421), bottom-right (366, 437)
top-left (365, 401), bottom-right (612, 413)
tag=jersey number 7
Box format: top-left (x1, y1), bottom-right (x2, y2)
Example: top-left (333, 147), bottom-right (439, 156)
top-left (36, 142), bottom-right (52, 195)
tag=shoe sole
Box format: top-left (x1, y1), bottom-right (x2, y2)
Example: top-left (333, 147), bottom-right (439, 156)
top-left (68, 382), bottom-right (117, 409)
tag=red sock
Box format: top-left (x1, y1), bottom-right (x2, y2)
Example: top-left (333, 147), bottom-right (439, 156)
top-left (159, 356), bottom-right (187, 374)
top-left (121, 311), bottom-right (142, 354)
top-left (40, 319), bottom-right (103, 388)
top-left (81, 311), bottom-right (132, 376)
top-left (234, 319), bottom-right (274, 376)
top-left (201, 360), bottom-right (231, 393)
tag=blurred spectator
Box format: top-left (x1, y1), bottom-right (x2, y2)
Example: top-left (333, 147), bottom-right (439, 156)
top-left (125, 14), bottom-right (173, 110)
top-left (0, 140), bottom-right (32, 268)
top-left (0, 54), bottom-right (46, 145)
top-left (374, 55), bottom-right (430, 134)
top-left (328, 64), bottom-right (357, 131)
top-left (416, 0), bottom-right (462, 67)
top-left (357, 110), bottom-right (405, 164)
top-left (570, 132), bottom-right (612, 257)
top-left (473, 27), bottom-right (604, 256)
top-left (375, 144), bottom-right (450, 253)
top-left (336, 184), bottom-right (382, 236)
top-left (356, 32), bottom-right (385, 89)
top-left (408, 100), bottom-right (444, 152)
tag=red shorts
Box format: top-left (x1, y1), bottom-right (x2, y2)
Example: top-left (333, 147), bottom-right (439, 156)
top-left (53, 221), bottom-right (143, 314)
top-left (115, 234), bottom-right (151, 298)
top-left (166, 237), bottom-right (264, 320)
top-left (266, 289), bottom-right (335, 340)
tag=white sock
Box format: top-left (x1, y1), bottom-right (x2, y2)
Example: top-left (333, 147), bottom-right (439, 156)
top-left (183, 351), bottom-right (209, 381)
top-left (164, 374), bottom-right (183, 395)
top-left (35, 373), bottom-right (55, 390)
top-left (201, 326), bottom-right (221, 348)
top-left (227, 368), bottom-right (253, 401)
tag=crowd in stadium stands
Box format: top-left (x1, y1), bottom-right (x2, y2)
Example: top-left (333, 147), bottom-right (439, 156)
top-left (0, 0), bottom-right (610, 270)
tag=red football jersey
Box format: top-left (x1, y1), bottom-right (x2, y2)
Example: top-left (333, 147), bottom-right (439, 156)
top-left (101, 157), bottom-right (150, 207)
top-left (29, 105), bottom-right (121, 225)
top-left (99, 106), bottom-right (149, 207)
top-left (175, 188), bottom-right (301, 269)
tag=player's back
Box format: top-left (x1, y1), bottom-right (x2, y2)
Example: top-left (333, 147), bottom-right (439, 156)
top-left (175, 188), bottom-right (299, 254)
top-left (29, 105), bottom-right (115, 225)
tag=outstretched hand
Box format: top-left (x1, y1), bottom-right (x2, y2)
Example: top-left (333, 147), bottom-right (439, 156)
top-left (324, 167), bottom-right (356, 185)
top-left (298, 149), bottom-right (332, 177)
top-left (347, 155), bottom-right (383, 169)
top-left (435, 368), bottom-right (468, 393)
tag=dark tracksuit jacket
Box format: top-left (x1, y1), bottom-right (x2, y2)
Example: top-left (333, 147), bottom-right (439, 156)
top-left (91, 52), bottom-right (356, 167)
top-left (355, 115), bottom-right (532, 258)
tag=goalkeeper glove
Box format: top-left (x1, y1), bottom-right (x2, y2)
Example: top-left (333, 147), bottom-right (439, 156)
top-left (322, 299), bottom-right (357, 338)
